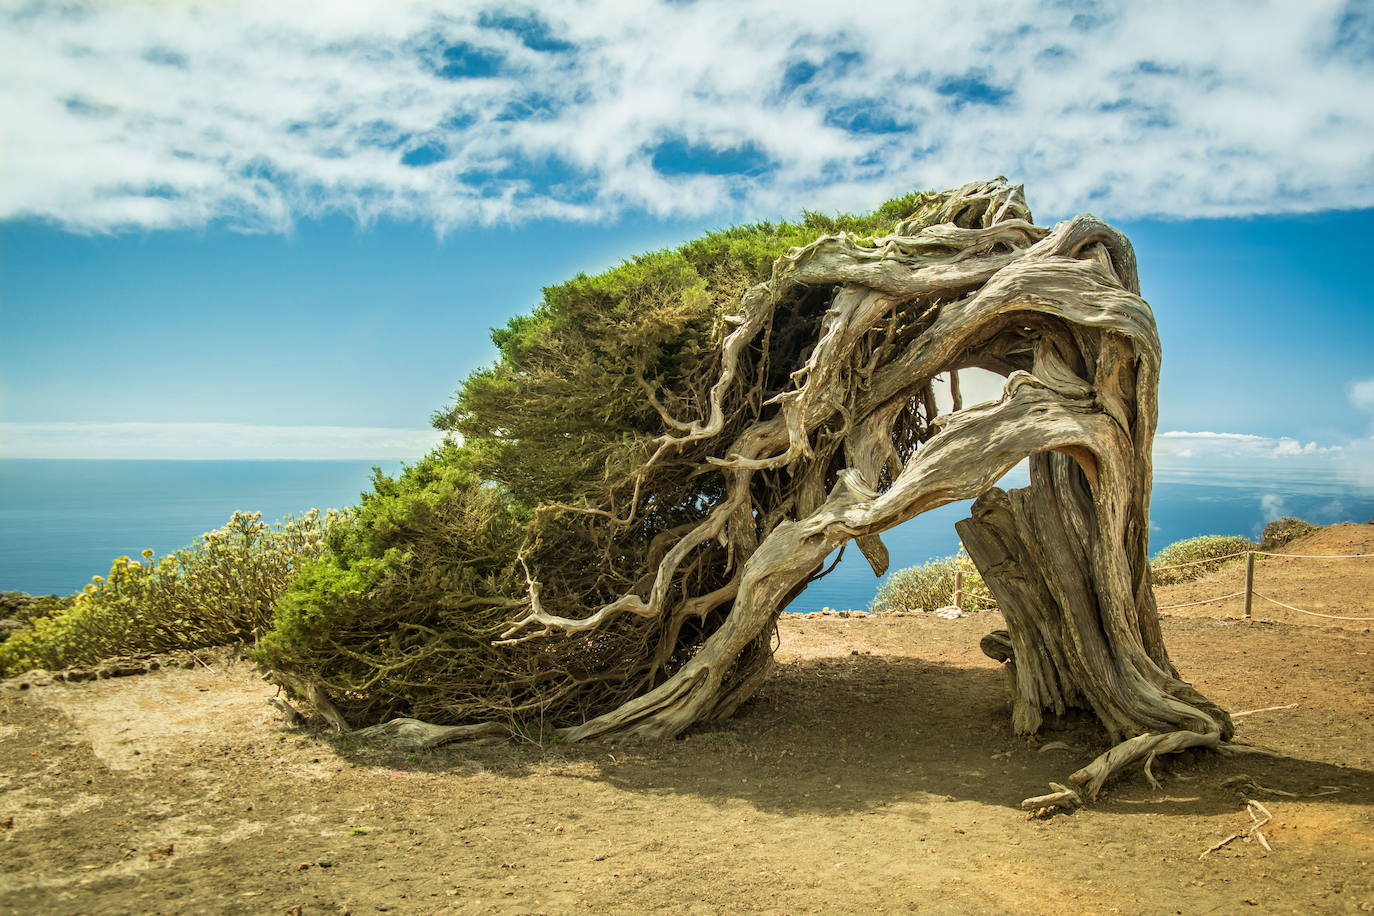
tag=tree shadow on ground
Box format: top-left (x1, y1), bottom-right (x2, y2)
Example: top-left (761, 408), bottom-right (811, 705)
top-left (323, 653), bottom-right (1374, 821)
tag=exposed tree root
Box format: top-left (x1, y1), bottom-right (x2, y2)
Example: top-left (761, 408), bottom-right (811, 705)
top-left (351, 718), bottom-right (508, 750)
top-left (1023, 731), bottom-right (1282, 814)
top-left (266, 696), bottom-right (513, 750)
top-left (267, 697), bottom-right (306, 728)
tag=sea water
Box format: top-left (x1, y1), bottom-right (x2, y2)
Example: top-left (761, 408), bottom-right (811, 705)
top-left (2, 459), bottom-right (1371, 610)
top-left (0, 460), bottom-right (401, 596)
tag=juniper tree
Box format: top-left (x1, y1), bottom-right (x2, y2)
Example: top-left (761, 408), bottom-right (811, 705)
top-left (260, 179), bottom-right (1242, 808)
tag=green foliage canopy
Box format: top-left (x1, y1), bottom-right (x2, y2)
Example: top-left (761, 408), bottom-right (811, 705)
top-left (257, 191), bottom-right (951, 727)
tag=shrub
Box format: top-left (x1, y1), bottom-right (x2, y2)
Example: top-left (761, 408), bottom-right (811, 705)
top-left (0, 592), bottom-right (73, 637)
top-left (255, 447), bottom-right (536, 726)
top-left (1260, 516), bottom-right (1318, 551)
top-left (870, 551), bottom-right (993, 613)
top-left (260, 190), bottom-right (953, 728)
top-left (1149, 534), bottom-right (1257, 586)
top-left (0, 510), bottom-right (337, 678)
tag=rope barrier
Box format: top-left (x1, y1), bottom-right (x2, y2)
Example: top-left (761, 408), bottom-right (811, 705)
top-left (949, 548), bottom-right (1373, 620)
top-left (1154, 550), bottom-right (1374, 570)
top-left (1253, 592), bottom-right (1374, 622)
top-left (1152, 550), bottom-right (1250, 571)
top-left (1253, 551), bottom-right (1374, 560)
top-left (1157, 591), bottom-right (1246, 610)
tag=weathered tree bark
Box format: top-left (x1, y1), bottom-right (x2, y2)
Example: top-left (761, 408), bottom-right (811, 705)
top-left (322, 179), bottom-right (1235, 807)
top-left (957, 456), bottom-right (1231, 744)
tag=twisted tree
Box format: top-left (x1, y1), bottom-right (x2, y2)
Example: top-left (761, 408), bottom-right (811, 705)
top-left (261, 178), bottom-right (1240, 808)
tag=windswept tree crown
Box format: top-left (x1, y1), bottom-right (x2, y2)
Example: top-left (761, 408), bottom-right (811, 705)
top-left (261, 180), bottom-right (1234, 810)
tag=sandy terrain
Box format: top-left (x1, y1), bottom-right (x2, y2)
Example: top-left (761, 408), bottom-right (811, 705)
top-left (2, 525), bottom-right (1373, 915)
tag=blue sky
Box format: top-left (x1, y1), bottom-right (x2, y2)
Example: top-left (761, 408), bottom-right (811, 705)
top-left (1, 0), bottom-right (1372, 482)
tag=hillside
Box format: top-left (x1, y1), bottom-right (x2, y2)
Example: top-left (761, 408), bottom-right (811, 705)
top-left (1155, 522), bottom-right (1374, 629)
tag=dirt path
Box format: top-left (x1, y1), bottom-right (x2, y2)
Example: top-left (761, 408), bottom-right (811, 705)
top-left (3, 602), bottom-right (1373, 915)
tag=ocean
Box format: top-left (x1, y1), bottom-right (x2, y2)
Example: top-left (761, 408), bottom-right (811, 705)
top-left (0, 460), bottom-right (403, 597)
top-left (2, 459), bottom-right (1371, 611)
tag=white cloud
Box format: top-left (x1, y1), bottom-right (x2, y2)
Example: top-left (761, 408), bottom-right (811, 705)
top-left (1155, 427), bottom-right (1374, 490)
top-left (1340, 436), bottom-right (1374, 488)
top-left (1157, 431), bottom-right (1272, 443)
top-left (1341, 377), bottom-right (1374, 485)
top-left (0, 422), bottom-right (445, 459)
top-left (931, 367), bottom-right (1007, 414)
top-left (1154, 430), bottom-right (1343, 464)
top-left (2, 1), bottom-right (1371, 233)
top-left (1350, 377), bottom-right (1374, 413)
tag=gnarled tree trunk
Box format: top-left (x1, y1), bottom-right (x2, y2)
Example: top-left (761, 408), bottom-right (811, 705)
top-left (301, 179), bottom-right (1236, 808)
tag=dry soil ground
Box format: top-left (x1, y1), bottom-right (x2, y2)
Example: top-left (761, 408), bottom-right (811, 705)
top-left (2, 525), bottom-right (1373, 915)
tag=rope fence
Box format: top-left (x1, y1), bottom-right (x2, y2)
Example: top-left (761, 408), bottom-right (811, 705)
top-left (1152, 549), bottom-right (1374, 620)
top-left (1152, 550), bottom-right (1251, 572)
top-left (953, 551), bottom-right (1374, 622)
top-left (1256, 551), bottom-right (1374, 560)
top-left (1253, 591), bottom-right (1374, 622)
top-left (1156, 591), bottom-right (1246, 611)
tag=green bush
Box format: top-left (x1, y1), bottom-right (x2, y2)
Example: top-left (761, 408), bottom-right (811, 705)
top-left (255, 448), bottom-right (531, 725)
top-left (870, 551), bottom-right (993, 613)
top-left (260, 190), bottom-right (957, 727)
top-left (439, 196), bottom-right (949, 508)
top-left (1260, 516), bottom-right (1318, 551)
top-left (0, 510), bottom-right (337, 678)
top-left (1149, 534), bottom-right (1257, 586)
top-left (0, 592), bottom-right (73, 637)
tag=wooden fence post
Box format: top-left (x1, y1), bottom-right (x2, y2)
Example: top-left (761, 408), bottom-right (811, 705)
top-left (1243, 552), bottom-right (1255, 620)
top-left (953, 569), bottom-right (964, 609)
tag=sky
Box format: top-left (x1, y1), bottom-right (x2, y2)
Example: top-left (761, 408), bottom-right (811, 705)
top-left (1, 0), bottom-right (1372, 484)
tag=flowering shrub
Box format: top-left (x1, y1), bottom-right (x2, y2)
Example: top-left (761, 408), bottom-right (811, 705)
top-left (0, 592), bottom-right (72, 634)
top-left (0, 509), bottom-right (341, 677)
top-left (1149, 534), bottom-right (1257, 586)
top-left (869, 550), bottom-right (992, 613)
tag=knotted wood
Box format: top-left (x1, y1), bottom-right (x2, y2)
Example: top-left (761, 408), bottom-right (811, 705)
top-left (282, 179), bottom-right (1233, 805)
